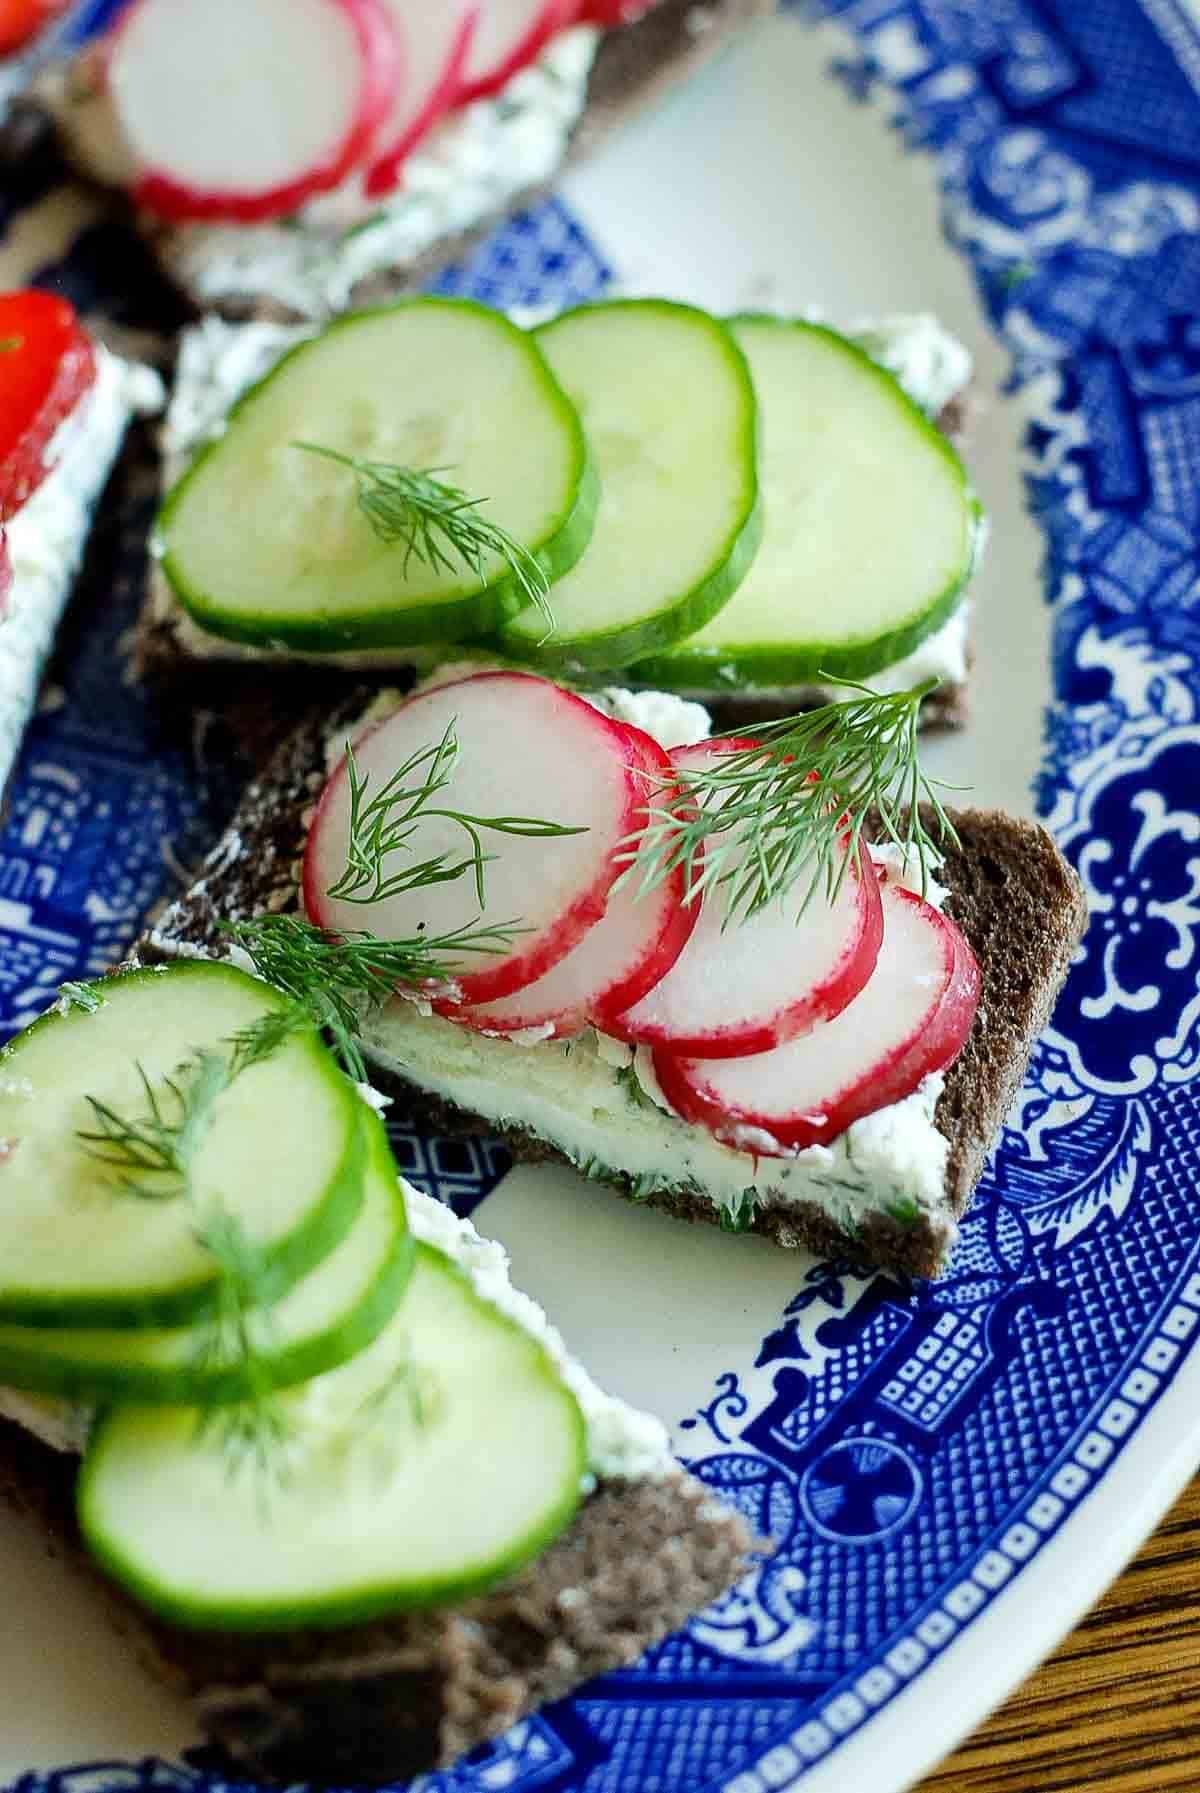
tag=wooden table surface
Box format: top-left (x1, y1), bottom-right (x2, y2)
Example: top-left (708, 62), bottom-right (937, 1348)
top-left (916, 1473), bottom-right (1200, 1791)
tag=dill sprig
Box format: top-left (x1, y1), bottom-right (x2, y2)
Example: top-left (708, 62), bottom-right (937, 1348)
top-left (74, 1007), bottom-right (309, 1477)
top-left (75, 1009), bottom-right (307, 1201)
top-left (191, 1204), bottom-right (295, 1485)
top-left (76, 1051), bottom-right (228, 1202)
top-left (223, 725), bottom-right (580, 1078)
top-left (222, 914), bottom-right (523, 1083)
top-left (292, 442), bottom-right (555, 633)
top-left (330, 725), bottom-right (585, 909)
top-left (58, 981), bottom-right (102, 1013)
top-left (625, 677), bottom-right (959, 924)
top-left (357, 1357), bottom-right (429, 1427)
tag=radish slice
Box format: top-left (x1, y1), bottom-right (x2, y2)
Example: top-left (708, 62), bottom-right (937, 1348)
top-left (457, 0), bottom-right (579, 104)
top-left (110, 0), bottom-right (402, 225)
top-left (606, 739), bottom-right (883, 1058)
top-left (655, 879), bottom-right (981, 1155)
top-left (364, 4), bottom-right (479, 199)
top-left (453, 721), bottom-right (696, 1039)
top-left (0, 531), bottom-right (11, 621)
top-left (576, 0), bottom-right (657, 21)
top-left (304, 672), bottom-right (643, 1008)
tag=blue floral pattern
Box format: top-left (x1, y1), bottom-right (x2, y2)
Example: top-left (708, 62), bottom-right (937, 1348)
top-left (4, 2), bottom-right (1200, 1790)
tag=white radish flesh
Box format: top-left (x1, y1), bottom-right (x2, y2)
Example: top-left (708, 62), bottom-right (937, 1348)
top-left (304, 672), bottom-right (642, 1007)
top-left (607, 739), bottom-right (883, 1057)
top-left (655, 877), bottom-right (981, 1153)
top-left (455, 722), bottom-right (696, 1039)
top-left (111, 0), bottom-right (401, 223)
top-left (458, 0), bottom-right (577, 103)
top-left (364, 3), bottom-right (479, 198)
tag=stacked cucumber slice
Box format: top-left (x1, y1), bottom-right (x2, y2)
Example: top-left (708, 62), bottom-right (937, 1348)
top-left (0, 962), bottom-right (365, 1329)
top-left (633, 319), bottom-right (981, 691)
top-left (499, 301), bottom-right (762, 672)
top-left (81, 1245), bottom-right (585, 1630)
top-left (156, 298), bottom-right (981, 689)
top-left (0, 962), bottom-right (585, 1628)
top-left (159, 300), bottom-right (597, 651)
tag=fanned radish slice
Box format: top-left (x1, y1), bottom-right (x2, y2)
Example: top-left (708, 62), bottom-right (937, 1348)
top-left (304, 672), bottom-right (643, 1007)
top-left (457, 0), bottom-right (578, 104)
top-left (0, 291), bottom-right (96, 523)
top-left (364, 4), bottom-right (479, 199)
top-left (655, 879), bottom-right (981, 1155)
top-left (454, 721), bottom-right (696, 1039)
top-left (607, 739), bottom-right (883, 1058)
top-left (576, 0), bottom-right (657, 21)
top-left (0, 531), bottom-right (11, 620)
top-left (110, 0), bottom-right (402, 225)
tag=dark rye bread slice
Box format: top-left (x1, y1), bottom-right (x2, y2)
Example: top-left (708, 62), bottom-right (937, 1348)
top-left (141, 693), bottom-right (1087, 1280)
top-left (27, 0), bottom-right (774, 324)
top-left (0, 1409), bottom-right (753, 1785)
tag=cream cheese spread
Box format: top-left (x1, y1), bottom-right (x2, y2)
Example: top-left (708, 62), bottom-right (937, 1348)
top-left (363, 1005), bottom-right (952, 1238)
top-left (44, 28), bottom-right (600, 322)
top-left (1, 346), bottom-right (164, 791)
top-left (848, 313), bottom-right (974, 420)
top-left (403, 1180), bottom-right (673, 1485)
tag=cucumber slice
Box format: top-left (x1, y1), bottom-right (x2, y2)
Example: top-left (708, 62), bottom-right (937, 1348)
top-left (0, 1113), bottom-right (412, 1404)
top-left (157, 300), bottom-right (596, 653)
top-left (499, 300), bottom-right (761, 673)
top-left (0, 963), bottom-right (363, 1329)
top-left (78, 1242), bottom-right (586, 1630)
top-left (632, 318), bottom-right (981, 691)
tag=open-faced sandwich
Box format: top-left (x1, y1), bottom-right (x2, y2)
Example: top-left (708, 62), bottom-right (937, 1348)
top-left (0, 285), bottom-right (162, 801)
top-left (0, 958), bottom-right (754, 1783)
top-left (136, 295), bottom-right (981, 731)
top-left (32, 0), bottom-right (773, 322)
top-left (143, 665), bottom-right (1087, 1280)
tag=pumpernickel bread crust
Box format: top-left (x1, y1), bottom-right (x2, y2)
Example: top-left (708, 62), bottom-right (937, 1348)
top-left (0, 1411), bottom-right (753, 1785)
top-left (142, 693), bottom-right (1087, 1279)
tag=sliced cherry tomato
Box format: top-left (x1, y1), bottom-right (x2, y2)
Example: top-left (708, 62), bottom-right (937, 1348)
top-left (0, 290), bottom-right (96, 522)
top-left (0, 0), bottom-right (71, 57)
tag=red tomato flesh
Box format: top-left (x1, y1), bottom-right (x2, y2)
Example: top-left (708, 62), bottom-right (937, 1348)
top-left (0, 290), bottom-right (96, 522)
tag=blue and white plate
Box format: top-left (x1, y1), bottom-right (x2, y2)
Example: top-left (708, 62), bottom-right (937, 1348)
top-left (2, 4), bottom-right (1200, 1789)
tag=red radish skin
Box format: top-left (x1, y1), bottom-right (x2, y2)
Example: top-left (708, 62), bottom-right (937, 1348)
top-left (451, 721), bottom-right (696, 1039)
top-left (457, 0), bottom-right (578, 104)
top-left (576, 0), bottom-right (658, 21)
top-left (654, 879), bottom-right (981, 1156)
top-left (0, 291), bottom-right (96, 523)
top-left (112, 0), bottom-right (402, 225)
top-left (606, 738), bottom-right (883, 1058)
top-left (589, 722), bottom-right (699, 1025)
top-left (304, 672), bottom-right (645, 1007)
top-left (364, 4), bottom-right (479, 198)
